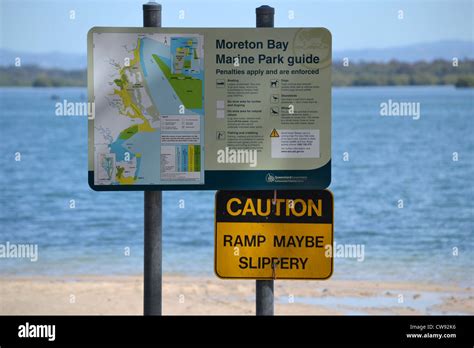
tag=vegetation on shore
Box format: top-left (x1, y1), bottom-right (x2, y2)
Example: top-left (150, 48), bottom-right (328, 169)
top-left (1, 59), bottom-right (473, 87)
top-left (332, 59), bottom-right (474, 87)
top-left (0, 65), bottom-right (86, 87)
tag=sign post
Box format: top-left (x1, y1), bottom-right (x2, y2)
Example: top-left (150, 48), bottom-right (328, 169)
top-left (256, 5), bottom-right (275, 316)
top-left (88, 2), bottom-right (332, 316)
top-left (143, 1), bottom-right (163, 316)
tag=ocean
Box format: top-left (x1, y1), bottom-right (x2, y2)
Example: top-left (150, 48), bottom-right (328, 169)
top-left (0, 86), bottom-right (473, 285)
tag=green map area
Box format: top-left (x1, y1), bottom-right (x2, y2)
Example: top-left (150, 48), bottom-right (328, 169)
top-left (152, 54), bottom-right (202, 109)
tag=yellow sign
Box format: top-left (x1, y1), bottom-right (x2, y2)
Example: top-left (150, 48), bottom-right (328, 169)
top-left (270, 129), bottom-right (280, 138)
top-left (215, 190), bottom-right (333, 280)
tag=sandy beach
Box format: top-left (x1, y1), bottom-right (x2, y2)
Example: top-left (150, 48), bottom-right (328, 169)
top-left (0, 274), bottom-right (472, 315)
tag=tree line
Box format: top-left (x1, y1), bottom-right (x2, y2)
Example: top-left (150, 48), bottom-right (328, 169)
top-left (0, 59), bottom-right (473, 87)
top-left (332, 59), bottom-right (474, 87)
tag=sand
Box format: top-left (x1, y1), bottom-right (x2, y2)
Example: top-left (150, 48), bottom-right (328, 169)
top-left (0, 274), bottom-right (472, 315)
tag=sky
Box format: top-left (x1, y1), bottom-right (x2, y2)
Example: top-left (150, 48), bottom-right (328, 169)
top-left (0, 0), bottom-right (472, 54)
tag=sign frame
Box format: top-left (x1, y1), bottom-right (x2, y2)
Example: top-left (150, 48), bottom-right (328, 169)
top-left (88, 27), bottom-right (332, 191)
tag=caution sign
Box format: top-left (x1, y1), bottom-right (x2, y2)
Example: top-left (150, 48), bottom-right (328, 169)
top-left (270, 129), bottom-right (279, 138)
top-left (215, 190), bottom-right (333, 280)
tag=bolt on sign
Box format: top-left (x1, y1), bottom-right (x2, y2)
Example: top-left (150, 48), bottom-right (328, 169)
top-left (215, 190), bottom-right (333, 280)
top-left (87, 27), bottom-right (331, 191)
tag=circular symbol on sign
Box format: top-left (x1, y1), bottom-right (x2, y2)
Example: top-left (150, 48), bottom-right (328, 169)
top-left (265, 173), bottom-right (275, 183)
top-left (292, 28), bottom-right (331, 69)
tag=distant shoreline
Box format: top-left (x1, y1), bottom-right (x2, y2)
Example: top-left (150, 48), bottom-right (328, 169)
top-left (1, 59), bottom-right (473, 88)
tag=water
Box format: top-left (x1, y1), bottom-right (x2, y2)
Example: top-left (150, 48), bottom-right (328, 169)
top-left (279, 291), bottom-right (470, 315)
top-left (0, 86), bottom-right (473, 285)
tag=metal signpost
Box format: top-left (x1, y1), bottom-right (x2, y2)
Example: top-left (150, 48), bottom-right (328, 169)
top-left (143, 1), bottom-right (162, 316)
top-left (88, 2), bottom-right (332, 316)
top-left (256, 5), bottom-right (275, 316)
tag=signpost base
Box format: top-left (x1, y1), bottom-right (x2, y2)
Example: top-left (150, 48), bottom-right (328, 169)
top-left (144, 191), bottom-right (163, 315)
top-left (256, 279), bottom-right (274, 316)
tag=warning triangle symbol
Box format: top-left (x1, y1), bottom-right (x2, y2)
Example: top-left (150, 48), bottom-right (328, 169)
top-left (270, 129), bottom-right (279, 138)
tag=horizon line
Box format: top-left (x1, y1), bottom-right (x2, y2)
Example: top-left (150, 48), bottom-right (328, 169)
top-left (0, 39), bottom-right (473, 57)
